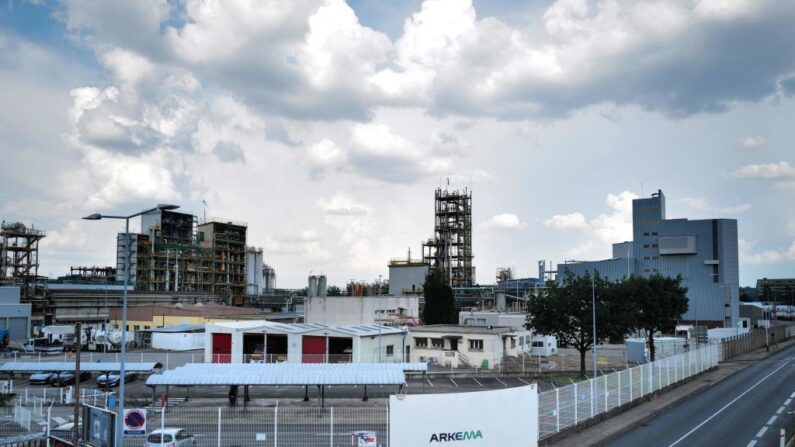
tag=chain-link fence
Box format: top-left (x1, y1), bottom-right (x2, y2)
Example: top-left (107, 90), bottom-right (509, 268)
top-left (538, 343), bottom-right (720, 439)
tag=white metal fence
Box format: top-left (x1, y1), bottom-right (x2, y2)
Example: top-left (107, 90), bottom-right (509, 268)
top-left (0, 351), bottom-right (204, 369)
top-left (538, 343), bottom-right (719, 439)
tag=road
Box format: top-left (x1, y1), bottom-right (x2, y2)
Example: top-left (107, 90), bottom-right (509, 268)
top-left (604, 342), bottom-right (795, 447)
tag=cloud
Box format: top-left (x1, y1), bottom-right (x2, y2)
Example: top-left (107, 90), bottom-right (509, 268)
top-left (318, 193), bottom-right (371, 216)
top-left (544, 212), bottom-right (588, 230)
top-left (679, 197), bottom-right (752, 214)
top-left (479, 213), bottom-right (526, 230)
top-left (732, 161), bottom-right (795, 179)
top-left (212, 140), bottom-right (246, 164)
top-left (738, 239), bottom-right (793, 264)
top-left (739, 136), bottom-right (767, 149)
top-left (546, 191), bottom-right (637, 259)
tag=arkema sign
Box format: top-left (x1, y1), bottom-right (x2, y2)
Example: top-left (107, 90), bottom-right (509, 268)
top-left (389, 385), bottom-right (538, 446)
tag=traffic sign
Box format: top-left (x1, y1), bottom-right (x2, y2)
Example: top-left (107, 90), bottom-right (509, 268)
top-left (123, 409), bottom-right (147, 436)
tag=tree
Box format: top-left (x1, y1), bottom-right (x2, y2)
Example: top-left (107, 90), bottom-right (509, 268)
top-left (527, 271), bottom-right (633, 373)
top-left (628, 274), bottom-right (689, 362)
top-left (326, 285), bottom-right (342, 296)
top-left (422, 269), bottom-right (457, 325)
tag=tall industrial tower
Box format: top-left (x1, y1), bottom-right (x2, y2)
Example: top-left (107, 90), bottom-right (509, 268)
top-left (0, 221), bottom-right (45, 288)
top-left (423, 186), bottom-right (474, 287)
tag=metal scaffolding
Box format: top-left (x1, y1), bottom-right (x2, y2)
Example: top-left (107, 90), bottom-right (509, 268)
top-left (423, 186), bottom-right (474, 287)
top-left (0, 221), bottom-right (46, 287)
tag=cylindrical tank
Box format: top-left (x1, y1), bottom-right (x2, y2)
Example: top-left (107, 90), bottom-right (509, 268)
top-left (308, 275), bottom-right (318, 298)
top-left (318, 275), bottom-right (327, 298)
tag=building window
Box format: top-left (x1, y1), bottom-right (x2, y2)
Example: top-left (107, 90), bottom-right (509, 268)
top-left (652, 232), bottom-right (658, 236)
top-left (532, 341), bottom-right (543, 348)
top-left (643, 232), bottom-right (650, 236)
top-left (144, 326), bottom-right (150, 330)
top-left (644, 256), bottom-right (650, 260)
top-left (133, 325), bottom-right (140, 331)
top-left (431, 338), bottom-right (444, 349)
top-left (125, 325), bottom-right (129, 331)
top-left (414, 337), bottom-right (428, 348)
top-left (652, 256), bottom-right (659, 260)
top-left (510, 338), bottom-right (516, 348)
top-left (469, 339), bottom-right (484, 351)
top-left (386, 345), bottom-right (394, 357)
top-left (651, 244), bottom-right (659, 248)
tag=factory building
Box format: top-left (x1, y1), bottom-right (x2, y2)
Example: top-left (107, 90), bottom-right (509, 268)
top-left (557, 189), bottom-right (739, 328)
top-left (0, 221), bottom-right (47, 326)
top-left (116, 209), bottom-right (249, 304)
top-left (0, 287), bottom-right (32, 341)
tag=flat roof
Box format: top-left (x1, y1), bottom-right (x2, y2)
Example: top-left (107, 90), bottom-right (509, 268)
top-left (0, 362), bottom-right (162, 373)
top-left (145, 324), bottom-right (205, 333)
top-left (145, 363), bottom-right (426, 387)
top-left (209, 321), bottom-right (406, 336)
top-left (410, 325), bottom-right (516, 335)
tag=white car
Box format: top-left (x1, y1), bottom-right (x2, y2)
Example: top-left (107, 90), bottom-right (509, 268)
top-left (145, 428), bottom-right (196, 447)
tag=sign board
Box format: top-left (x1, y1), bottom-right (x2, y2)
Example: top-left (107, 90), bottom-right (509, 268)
top-left (389, 385), bottom-right (538, 447)
top-left (123, 409), bottom-right (147, 435)
top-left (82, 405), bottom-right (115, 447)
top-left (352, 431), bottom-right (377, 446)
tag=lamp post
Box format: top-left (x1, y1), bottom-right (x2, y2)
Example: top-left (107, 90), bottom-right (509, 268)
top-left (83, 204), bottom-right (179, 447)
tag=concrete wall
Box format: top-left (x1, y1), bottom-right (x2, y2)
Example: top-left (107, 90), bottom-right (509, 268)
top-left (458, 311), bottom-right (527, 330)
top-left (388, 264), bottom-right (428, 295)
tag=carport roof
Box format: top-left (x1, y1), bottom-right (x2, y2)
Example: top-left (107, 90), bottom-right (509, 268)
top-left (145, 362), bottom-right (426, 386)
top-left (0, 362), bottom-right (162, 373)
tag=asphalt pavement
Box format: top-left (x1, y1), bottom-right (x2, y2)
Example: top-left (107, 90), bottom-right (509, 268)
top-left (602, 342), bottom-right (795, 447)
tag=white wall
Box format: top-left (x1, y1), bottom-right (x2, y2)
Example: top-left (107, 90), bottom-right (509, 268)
top-left (410, 331), bottom-right (512, 369)
top-left (390, 385), bottom-right (538, 447)
top-left (152, 332), bottom-right (204, 351)
top-left (388, 264), bottom-right (428, 295)
top-left (305, 296), bottom-right (419, 326)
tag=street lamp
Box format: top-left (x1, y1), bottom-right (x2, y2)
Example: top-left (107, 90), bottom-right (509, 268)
top-left (83, 204), bottom-right (178, 447)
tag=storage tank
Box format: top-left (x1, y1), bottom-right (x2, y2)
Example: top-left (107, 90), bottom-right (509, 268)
top-left (318, 275), bottom-right (327, 298)
top-left (308, 275), bottom-right (318, 298)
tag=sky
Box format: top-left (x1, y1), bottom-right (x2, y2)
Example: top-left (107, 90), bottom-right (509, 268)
top-left (1, 0), bottom-right (794, 288)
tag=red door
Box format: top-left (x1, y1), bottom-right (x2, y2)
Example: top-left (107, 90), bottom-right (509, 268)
top-left (302, 336), bottom-right (327, 363)
top-left (212, 333), bottom-right (232, 363)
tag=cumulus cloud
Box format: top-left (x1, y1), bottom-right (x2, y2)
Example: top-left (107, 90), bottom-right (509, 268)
top-left (318, 193), bottom-right (371, 216)
top-left (732, 161), bottom-right (795, 179)
top-left (546, 191), bottom-right (637, 259)
top-left (479, 213), bottom-right (527, 230)
top-left (738, 239), bottom-right (794, 264)
top-left (739, 136), bottom-right (767, 149)
top-left (544, 212), bottom-right (588, 229)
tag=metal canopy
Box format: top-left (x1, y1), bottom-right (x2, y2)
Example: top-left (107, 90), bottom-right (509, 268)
top-left (0, 362), bottom-right (162, 373)
top-left (146, 363), bottom-right (425, 387)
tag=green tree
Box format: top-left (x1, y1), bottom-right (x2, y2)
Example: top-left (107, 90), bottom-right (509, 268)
top-left (629, 274), bottom-right (689, 362)
top-left (326, 285), bottom-right (342, 296)
top-left (527, 271), bottom-right (632, 373)
top-left (422, 269), bottom-right (457, 325)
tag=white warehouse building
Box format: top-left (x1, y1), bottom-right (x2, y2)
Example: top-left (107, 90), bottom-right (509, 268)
top-left (409, 325), bottom-right (530, 369)
top-left (205, 320), bottom-right (408, 364)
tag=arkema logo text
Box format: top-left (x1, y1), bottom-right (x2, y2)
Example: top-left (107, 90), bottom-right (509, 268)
top-left (429, 430), bottom-right (484, 442)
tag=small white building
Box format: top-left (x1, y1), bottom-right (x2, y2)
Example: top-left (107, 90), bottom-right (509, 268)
top-left (205, 320), bottom-right (408, 364)
top-left (409, 325), bottom-right (528, 369)
top-left (529, 335), bottom-right (558, 356)
top-left (305, 295), bottom-right (420, 327)
top-left (149, 324), bottom-right (205, 351)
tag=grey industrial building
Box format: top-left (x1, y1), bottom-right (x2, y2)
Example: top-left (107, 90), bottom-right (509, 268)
top-left (558, 189), bottom-right (739, 328)
top-left (0, 287), bottom-right (32, 341)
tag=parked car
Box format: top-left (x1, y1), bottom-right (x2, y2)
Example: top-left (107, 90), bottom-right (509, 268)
top-left (49, 371), bottom-right (91, 387)
top-left (145, 428), bottom-right (196, 447)
top-left (96, 372), bottom-right (137, 388)
top-left (29, 371), bottom-right (56, 385)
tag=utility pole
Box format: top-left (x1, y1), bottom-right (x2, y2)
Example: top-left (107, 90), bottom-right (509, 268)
top-left (73, 322), bottom-right (82, 446)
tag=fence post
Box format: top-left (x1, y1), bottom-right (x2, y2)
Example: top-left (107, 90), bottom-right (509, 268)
top-left (666, 356), bottom-right (670, 387)
top-left (604, 373), bottom-right (608, 412)
top-left (629, 368), bottom-right (633, 401)
top-left (330, 406), bottom-right (334, 447)
top-left (274, 405), bottom-right (278, 447)
top-left (590, 377), bottom-right (594, 418)
top-left (555, 387), bottom-right (560, 433)
top-left (574, 382), bottom-right (578, 425)
top-left (617, 370), bottom-right (621, 406)
top-left (217, 407), bottom-right (222, 447)
top-left (46, 404), bottom-right (51, 447)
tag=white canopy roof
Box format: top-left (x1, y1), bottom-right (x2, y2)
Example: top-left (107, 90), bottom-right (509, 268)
top-left (145, 362), bottom-right (426, 386)
top-left (0, 362), bottom-right (162, 373)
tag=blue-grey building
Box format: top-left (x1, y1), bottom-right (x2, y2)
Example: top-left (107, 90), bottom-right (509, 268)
top-left (0, 286), bottom-right (32, 341)
top-left (558, 190), bottom-right (739, 328)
